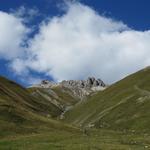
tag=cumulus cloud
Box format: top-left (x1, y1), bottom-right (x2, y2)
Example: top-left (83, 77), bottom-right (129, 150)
top-left (0, 11), bottom-right (29, 59)
top-left (4, 2), bottom-right (150, 84)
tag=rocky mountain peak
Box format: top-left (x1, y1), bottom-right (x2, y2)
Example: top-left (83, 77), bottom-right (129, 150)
top-left (60, 77), bottom-right (105, 89)
top-left (59, 77), bottom-right (106, 99)
top-left (31, 77), bottom-right (106, 99)
top-left (86, 77), bottom-right (105, 87)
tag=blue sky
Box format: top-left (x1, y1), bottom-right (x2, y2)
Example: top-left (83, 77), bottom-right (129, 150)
top-left (1, 0), bottom-right (150, 30)
top-left (0, 0), bottom-right (150, 86)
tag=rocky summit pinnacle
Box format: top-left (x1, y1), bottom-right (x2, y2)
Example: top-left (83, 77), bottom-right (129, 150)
top-left (60, 77), bottom-right (105, 89)
top-left (32, 77), bottom-right (106, 99)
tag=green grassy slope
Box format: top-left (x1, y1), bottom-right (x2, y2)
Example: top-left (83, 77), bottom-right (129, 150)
top-left (28, 86), bottom-right (79, 111)
top-left (1, 69), bottom-right (150, 150)
top-left (0, 76), bottom-right (77, 138)
top-left (64, 67), bottom-right (150, 132)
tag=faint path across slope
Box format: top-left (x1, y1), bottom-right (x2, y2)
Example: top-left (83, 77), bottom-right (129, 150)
top-left (89, 95), bottom-right (134, 125)
top-left (134, 85), bottom-right (150, 96)
top-left (93, 85), bottom-right (150, 125)
top-left (73, 95), bottom-right (134, 126)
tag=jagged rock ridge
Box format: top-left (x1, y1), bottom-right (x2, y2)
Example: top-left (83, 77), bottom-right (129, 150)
top-left (60, 77), bottom-right (105, 89)
top-left (32, 77), bottom-right (106, 99)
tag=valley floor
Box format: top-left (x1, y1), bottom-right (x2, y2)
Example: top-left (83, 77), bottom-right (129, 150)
top-left (0, 129), bottom-right (150, 150)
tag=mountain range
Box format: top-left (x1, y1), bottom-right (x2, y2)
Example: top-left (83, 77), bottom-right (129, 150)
top-left (1, 67), bottom-right (150, 149)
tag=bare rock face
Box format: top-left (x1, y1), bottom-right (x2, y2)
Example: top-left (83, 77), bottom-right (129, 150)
top-left (60, 77), bottom-right (105, 89)
top-left (32, 80), bottom-right (58, 88)
top-left (59, 77), bottom-right (106, 99)
top-left (32, 77), bottom-right (106, 99)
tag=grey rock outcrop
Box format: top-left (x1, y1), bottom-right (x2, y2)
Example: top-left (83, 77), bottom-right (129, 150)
top-left (60, 77), bottom-right (105, 89)
top-left (32, 77), bottom-right (106, 99)
top-left (59, 77), bottom-right (106, 99)
top-left (32, 80), bottom-right (58, 88)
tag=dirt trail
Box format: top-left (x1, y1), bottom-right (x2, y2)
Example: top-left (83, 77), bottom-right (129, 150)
top-left (134, 85), bottom-right (150, 96)
top-left (89, 95), bottom-right (134, 125)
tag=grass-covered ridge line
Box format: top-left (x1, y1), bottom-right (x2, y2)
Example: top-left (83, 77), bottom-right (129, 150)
top-left (0, 76), bottom-right (78, 138)
top-left (64, 67), bottom-right (150, 132)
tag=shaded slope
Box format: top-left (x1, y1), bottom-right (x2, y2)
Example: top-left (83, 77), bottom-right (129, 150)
top-left (0, 76), bottom-right (62, 118)
top-left (0, 76), bottom-right (76, 137)
top-left (64, 67), bottom-right (150, 132)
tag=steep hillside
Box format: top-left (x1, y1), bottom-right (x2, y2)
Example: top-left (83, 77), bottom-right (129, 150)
top-left (64, 67), bottom-right (150, 132)
top-left (28, 86), bottom-right (79, 114)
top-left (28, 77), bottom-right (106, 118)
top-left (0, 76), bottom-right (76, 137)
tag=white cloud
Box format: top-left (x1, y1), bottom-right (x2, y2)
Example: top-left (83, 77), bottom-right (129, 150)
top-left (0, 11), bottom-right (29, 59)
top-left (10, 58), bottom-right (28, 75)
top-left (5, 2), bottom-right (150, 84)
